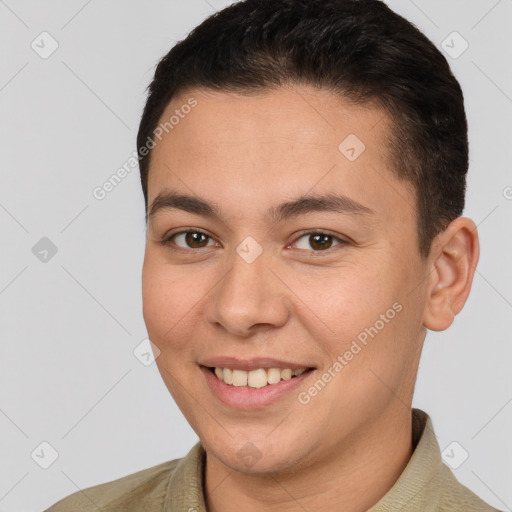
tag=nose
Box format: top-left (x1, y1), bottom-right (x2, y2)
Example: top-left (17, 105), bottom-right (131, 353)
top-left (205, 246), bottom-right (290, 338)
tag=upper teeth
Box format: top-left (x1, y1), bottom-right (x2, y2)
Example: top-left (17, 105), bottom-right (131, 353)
top-left (214, 367), bottom-right (307, 388)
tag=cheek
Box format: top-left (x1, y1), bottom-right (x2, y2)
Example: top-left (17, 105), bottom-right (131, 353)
top-left (141, 254), bottom-right (197, 346)
top-left (288, 257), bottom-right (414, 377)
top-left (288, 261), bottom-right (391, 336)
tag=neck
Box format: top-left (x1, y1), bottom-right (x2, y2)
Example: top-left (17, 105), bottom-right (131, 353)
top-left (204, 407), bottom-right (414, 512)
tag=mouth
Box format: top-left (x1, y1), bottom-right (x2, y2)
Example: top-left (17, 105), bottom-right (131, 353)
top-left (200, 363), bottom-right (316, 409)
top-left (201, 365), bottom-right (316, 388)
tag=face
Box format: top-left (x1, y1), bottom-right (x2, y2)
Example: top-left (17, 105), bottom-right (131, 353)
top-left (142, 85), bottom-right (430, 474)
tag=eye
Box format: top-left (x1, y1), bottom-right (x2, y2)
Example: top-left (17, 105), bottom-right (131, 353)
top-left (161, 229), bottom-right (347, 253)
top-left (163, 229), bottom-right (218, 250)
top-left (291, 231), bottom-right (347, 252)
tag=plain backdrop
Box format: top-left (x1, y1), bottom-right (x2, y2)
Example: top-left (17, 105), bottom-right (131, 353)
top-left (1, 1), bottom-right (511, 511)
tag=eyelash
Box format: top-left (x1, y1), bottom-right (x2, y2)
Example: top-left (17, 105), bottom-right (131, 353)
top-left (160, 228), bottom-right (348, 254)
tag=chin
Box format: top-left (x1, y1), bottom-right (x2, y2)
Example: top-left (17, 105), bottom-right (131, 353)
top-left (203, 433), bottom-right (310, 475)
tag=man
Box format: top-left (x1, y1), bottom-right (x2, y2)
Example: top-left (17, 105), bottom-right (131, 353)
top-left (46, 0), bottom-right (500, 510)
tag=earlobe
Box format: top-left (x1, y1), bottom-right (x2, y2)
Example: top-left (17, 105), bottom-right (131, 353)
top-left (422, 217), bottom-right (480, 332)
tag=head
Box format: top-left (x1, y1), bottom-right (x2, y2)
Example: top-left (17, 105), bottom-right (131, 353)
top-left (138, 0), bottom-right (479, 475)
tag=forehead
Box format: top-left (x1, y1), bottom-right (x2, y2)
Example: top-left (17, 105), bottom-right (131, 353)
top-left (155, 85), bottom-right (389, 152)
top-left (147, 85), bottom-right (414, 228)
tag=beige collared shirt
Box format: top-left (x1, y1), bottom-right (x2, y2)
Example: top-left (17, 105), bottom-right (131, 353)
top-left (45, 409), bottom-right (500, 511)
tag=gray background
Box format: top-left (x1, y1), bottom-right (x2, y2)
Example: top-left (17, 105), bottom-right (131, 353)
top-left (1, 1), bottom-right (511, 511)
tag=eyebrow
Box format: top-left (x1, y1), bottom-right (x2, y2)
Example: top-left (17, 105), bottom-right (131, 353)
top-left (148, 190), bottom-right (375, 223)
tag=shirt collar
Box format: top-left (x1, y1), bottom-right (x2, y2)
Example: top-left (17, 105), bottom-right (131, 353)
top-left (164, 436), bottom-right (207, 512)
top-left (368, 408), bottom-right (444, 511)
top-left (163, 408), bottom-right (442, 512)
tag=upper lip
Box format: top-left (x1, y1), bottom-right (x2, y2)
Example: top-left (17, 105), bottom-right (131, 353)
top-left (199, 357), bottom-right (315, 371)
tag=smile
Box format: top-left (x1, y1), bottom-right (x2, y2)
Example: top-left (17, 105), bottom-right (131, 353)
top-left (200, 364), bottom-right (316, 409)
top-left (210, 366), bottom-right (308, 388)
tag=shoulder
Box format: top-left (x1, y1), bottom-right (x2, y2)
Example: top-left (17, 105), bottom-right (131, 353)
top-left (44, 458), bottom-right (181, 512)
top-left (438, 463), bottom-right (502, 512)
top-left (374, 409), bottom-right (501, 512)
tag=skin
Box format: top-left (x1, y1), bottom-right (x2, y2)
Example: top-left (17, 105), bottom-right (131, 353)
top-left (141, 84), bottom-right (479, 512)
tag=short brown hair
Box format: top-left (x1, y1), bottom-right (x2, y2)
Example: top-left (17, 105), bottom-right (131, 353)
top-left (137, 0), bottom-right (468, 258)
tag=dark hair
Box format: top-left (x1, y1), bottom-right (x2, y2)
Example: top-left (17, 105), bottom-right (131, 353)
top-left (137, 0), bottom-right (468, 258)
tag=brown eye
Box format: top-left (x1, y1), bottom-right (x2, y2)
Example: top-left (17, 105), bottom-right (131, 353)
top-left (166, 231), bottom-right (216, 249)
top-left (293, 231), bottom-right (346, 252)
top-left (184, 232), bottom-right (209, 248)
top-left (309, 234), bottom-right (334, 250)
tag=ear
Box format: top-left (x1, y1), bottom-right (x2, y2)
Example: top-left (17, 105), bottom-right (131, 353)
top-left (422, 217), bottom-right (480, 331)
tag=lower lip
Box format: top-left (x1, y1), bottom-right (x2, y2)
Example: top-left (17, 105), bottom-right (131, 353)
top-left (200, 366), bottom-right (315, 410)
